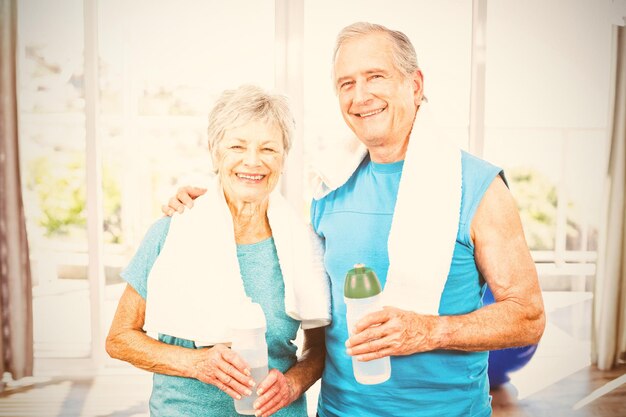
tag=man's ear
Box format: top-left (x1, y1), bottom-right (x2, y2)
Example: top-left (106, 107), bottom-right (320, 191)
top-left (412, 69), bottom-right (425, 106)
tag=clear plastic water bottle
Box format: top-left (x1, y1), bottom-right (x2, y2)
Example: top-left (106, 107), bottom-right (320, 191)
top-left (344, 264), bottom-right (391, 384)
top-left (230, 299), bottom-right (269, 415)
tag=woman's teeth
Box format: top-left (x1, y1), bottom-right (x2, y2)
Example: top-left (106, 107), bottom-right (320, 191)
top-left (237, 174), bottom-right (264, 180)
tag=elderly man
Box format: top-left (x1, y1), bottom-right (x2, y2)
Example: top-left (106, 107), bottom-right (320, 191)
top-left (164, 22), bottom-right (545, 417)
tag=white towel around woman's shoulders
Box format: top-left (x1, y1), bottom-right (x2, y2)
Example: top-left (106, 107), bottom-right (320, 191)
top-left (144, 177), bottom-right (331, 346)
top-left (310, 106), bottom-right (462, 315)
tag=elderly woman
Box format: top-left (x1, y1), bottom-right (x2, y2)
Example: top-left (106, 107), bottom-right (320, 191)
top-left (106, 85), bottom-right (330, 417)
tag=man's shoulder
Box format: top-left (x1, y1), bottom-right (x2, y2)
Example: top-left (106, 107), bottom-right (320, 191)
top-left (461, 150), bottom-right (500, 173)
top-left (457, 150), bottom-right (506, 230)
top-left (310, 157), bottom-right (381, 230)
top-left (315, 157), bottom-right (371, 202)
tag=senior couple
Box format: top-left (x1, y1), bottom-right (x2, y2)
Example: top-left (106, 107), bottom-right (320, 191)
top-left (107, 22), bottom-right (545, 417)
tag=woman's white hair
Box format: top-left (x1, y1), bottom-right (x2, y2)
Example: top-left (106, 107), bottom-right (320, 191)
top-left (207, 84), bottom-right (295, 167)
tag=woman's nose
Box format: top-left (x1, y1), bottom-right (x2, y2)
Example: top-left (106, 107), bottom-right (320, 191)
top-left (243, 148), bottom-right (261, 166)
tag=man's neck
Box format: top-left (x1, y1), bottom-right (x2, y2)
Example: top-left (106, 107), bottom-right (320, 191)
top-left (368, 139), bottom-right (409, 163)
top-left (367, 113), bottom-right (417, 163)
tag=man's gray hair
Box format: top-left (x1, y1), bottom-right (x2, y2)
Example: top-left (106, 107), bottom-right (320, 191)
top-left (332, 21), bottom-right (420, 82)
top-left (207, 84), bottom-right (295, 164)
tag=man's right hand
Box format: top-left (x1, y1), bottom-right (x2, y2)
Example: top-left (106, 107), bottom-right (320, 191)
top-left (161, 186), bottom-right (207, 216)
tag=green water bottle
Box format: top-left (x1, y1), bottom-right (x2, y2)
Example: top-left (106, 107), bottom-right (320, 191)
top-left (344, 264), bottom-right (391, 384)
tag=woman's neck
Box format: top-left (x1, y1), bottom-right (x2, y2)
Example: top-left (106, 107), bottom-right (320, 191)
top-left (225, 197), bottom-right (272, 244)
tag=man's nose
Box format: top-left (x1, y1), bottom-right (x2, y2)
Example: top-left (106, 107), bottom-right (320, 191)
top-left (353, 80), bottom-right (372, 104)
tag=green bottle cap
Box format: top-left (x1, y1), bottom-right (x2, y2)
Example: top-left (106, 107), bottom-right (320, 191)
top-left (344, 264), bottom-right (382, 299)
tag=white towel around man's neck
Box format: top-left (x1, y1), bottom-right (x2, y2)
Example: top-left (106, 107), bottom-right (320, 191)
top-left (310, 107), bottom-right (462, 315)
top-left (144, 178), bottom-right (331, 346)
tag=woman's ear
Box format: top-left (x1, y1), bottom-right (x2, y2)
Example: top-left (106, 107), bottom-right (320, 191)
top-left (209, 144), bottom-right (220, 174)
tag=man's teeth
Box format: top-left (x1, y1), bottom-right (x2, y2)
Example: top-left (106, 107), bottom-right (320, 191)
top-left (237, 174), bottom-right (264, 180)
top-left (358, 108), bottom-right (384, 117)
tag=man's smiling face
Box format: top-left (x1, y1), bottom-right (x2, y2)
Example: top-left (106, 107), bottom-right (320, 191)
top-left (334, 32), bottom-right (423, 154)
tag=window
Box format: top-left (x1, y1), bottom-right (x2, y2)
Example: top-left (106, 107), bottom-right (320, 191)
top-left (18, 0), bottom-right (276, 366)
top-left (97, 4), bottom-right (276, 364)
top-left (18, 1), bottom-right (611, 381)
top-left (483, 0), bottom-right (611, 291)
top-left (18, 0), bottom-right (91, 358)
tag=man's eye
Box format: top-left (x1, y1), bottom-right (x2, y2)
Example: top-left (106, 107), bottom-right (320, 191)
top-left (262, 148), bottom-right (276, 152)
top-left (370, 74), bottom-right (383, 80)
top-left (230, 145), bottom-right (244, 150)
top-left (340, 81), bottom-right (353, 89)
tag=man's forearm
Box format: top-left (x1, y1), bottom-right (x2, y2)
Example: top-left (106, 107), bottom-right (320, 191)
top-left (285, 327), bottom-right (326, 398)
top-left (429, 296), bottom-right (545, 352)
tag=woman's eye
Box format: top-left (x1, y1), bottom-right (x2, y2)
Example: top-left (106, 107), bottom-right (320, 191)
top-left (263, 147), bottom-right (276, 152)
top-left (229, 145), bottom-right (244, 150)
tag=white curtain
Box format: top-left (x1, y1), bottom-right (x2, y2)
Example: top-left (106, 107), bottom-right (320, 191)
top-left (593, 25), bottom-right (626, 371)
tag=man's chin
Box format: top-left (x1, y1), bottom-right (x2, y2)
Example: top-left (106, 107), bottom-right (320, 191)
top-left (354, 131), bottom-right (387, 147)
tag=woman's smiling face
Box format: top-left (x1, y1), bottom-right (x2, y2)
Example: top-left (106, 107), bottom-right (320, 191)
top-left (213, 119), bottom-right (285, 204)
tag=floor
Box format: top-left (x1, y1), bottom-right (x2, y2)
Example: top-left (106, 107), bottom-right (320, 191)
top-left (491, 364), bottom-right (626, 417)
top-left (1, 290), bottom-right (624, 416)
top-left (1, 364), bottom-right (624, 417)
top-left (0, 372), bottom-right (152, 417)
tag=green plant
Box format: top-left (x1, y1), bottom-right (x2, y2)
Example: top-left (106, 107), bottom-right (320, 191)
top-left (26, 153), bottom-right (122, 243)
top-left (507, 167), bottom-right (580, 251)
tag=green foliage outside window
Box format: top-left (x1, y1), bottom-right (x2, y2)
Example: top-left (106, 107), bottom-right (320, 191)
top-left (26, 153), bottom-right (122, 243)
top-left (507, 168), bottom-right (585, 251)
top-left (25, 157), bottom-right (589, 251)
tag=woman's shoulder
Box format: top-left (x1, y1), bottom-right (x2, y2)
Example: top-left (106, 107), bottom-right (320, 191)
top-left (120, 217), bottom-right (172, 298)
top-left (135, 215), bottom-right (172, 247)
